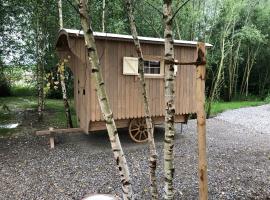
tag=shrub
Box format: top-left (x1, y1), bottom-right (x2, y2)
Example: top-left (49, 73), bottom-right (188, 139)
top-left (0, 73), bottom-right (11, 97)
top-left (10, 86), bottom-right (36, 97)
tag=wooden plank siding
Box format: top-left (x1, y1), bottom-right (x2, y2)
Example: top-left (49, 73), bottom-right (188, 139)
top-left (56, 34), bottom-right (198, 131)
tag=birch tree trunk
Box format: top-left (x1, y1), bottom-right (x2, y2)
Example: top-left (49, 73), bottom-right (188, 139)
top-left (75, 1), bottom-right (133, 199)
top-left (58, 0), bottom-right (63, 29)
top-left (102, 0), bottom-right (106, 32)
top-left (58, 0), bottom-right (73, 128)
top-left (206, 36), bottom-right (225, 117)
top-left (58, 59), bottom-right (73, 128)
top-left (163, 0), bottom-right (176, 199)
top-left (125, 0), bottom-right (158, 199)
top-left (36, 14), bottom-right (44, 121)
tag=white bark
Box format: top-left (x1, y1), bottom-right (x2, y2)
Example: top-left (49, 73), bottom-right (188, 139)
top-left (75, 1), bottom-right (133, 199)
top-left (125, 0), bottom-right (158, 199)
top-left (58, 59), bottom-right (73, 128)
top-left (163, 0), bottom-right (176, 199)
top-left (58, 0), bottom-right (63, 29)
top-left (102, 0), bottom-right (105, 32)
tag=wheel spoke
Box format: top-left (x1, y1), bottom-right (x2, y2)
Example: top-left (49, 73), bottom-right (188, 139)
top-left (138, 132), bottom-right (142, 140)
top-left (142, 131), bottom-right (147, 139)
top-left (131, 124), bottom-right (140, 128)
top-left (131, 127), bottom-right (139, 132)
top-left (133, 131), bottom-right (140, 138)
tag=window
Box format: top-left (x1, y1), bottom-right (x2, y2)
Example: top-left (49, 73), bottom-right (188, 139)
top-left (123, 56), bottom-right (164, 77)
top-left (144, 60), bottom-right (160, 74)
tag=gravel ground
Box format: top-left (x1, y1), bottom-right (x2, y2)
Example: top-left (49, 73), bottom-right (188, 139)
top-left (216, 104), bottom-right (270, 134)
top-left (0, 106), bottom-right (270, 200)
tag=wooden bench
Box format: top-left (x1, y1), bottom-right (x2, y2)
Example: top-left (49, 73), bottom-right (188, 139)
top-left (36, 128), bottom-right (83, 149)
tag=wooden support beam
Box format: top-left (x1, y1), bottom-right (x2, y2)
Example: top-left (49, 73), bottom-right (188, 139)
top-left (49, 136), bottom-right (55, 149)
top-left (36, 127), bottom-right (83, 149)
top-left (173, 58), bottom-right (206, 66)
top-left (48, 127), bottom-right (55, 149)
top-left (196, 42), bottom-right (208, 200)
top-left (36, 128), bottom-right (83, 136)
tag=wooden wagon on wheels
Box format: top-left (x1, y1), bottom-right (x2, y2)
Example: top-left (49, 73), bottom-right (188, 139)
top-left (38, 29), bottom-right (210, 144)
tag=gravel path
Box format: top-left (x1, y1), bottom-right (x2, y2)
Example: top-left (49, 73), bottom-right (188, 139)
top-left (216, 104), bottom-right (270, 134)
top-left (0, 106), bottom-right (269, 200)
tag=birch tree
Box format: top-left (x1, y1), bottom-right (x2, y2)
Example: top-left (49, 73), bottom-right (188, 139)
top-left (238, 25), bottom-right (265, 97)
top-left (36, 0), bottom-right (45, 121)
top-left (163, 0), bottom-right (176, 199)
top-left (75, 0), bottom-right (133, 199)
top-left (57, 0), bottom-right (73, 128)
top-left (206, 1), bottom-right (241, 117)
top-left (125, 0), bottom-right (158, 199)
top-left (102, 0), bottom-right (106, 32)
top-left (58, 59), bottom-right (73, 128)
top-left (58, 0), bottom-right (63, 29)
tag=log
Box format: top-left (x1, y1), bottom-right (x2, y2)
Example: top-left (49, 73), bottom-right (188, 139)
top-left (196, 42), bottom-right (208, 200)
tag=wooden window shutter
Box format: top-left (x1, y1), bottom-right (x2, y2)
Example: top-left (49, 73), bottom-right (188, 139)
top-left (174, 65), bottom-right (178, 76)
top-left (123, 57), bottom-right (139, 75)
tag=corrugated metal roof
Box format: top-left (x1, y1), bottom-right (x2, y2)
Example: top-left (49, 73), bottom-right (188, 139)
top-left (62, 29), bottom-right (212, 47)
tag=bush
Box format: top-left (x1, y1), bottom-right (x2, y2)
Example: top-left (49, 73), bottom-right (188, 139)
top-left (264, 93), bottom-right (270, 103)
top-left (0, 74), bottom-right (11, 97)
top-left (46, 87), bottom-right (62, 99)
top-left (10, 86), bottom-right (36, 96)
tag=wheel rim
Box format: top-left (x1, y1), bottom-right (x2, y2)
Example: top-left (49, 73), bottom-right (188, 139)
top-left (129, 118), bottom-right (148, 143)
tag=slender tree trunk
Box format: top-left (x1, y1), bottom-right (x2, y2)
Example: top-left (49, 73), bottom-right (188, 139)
top-left (58, 0), bottom-right (73, 128)
top-left (58, 0), bottom-right (63, 29)
top-left (240, 48), bottom-right (250, 96)
top-left (36, 14), bottom-right (44, 121)
top-left (231, 40), bottom-right (241, 99)
top-left (58, 59), bottom-right (73, 128)
top-left (163, 0), bottom-right (176, 199)
top-left (245, 47), bottom-right (259, 97)
top-left (228, 22), bottom-right (236, 101)
top-left (102, 0), bottom-right (106, 32)
top-left (206, 36), bottom-right (225, 118)
top-left (175, 18), bottom-right (181, 40)
top-left (196, 43), bottom-right (208, 200)
top-left (75, 1), bottom-right (133, 199)
top-left (125, 0), bottom-right (158, 199)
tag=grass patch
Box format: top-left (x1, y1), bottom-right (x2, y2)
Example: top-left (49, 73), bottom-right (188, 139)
top-left (0, 96), bottom-right (37, 111)
top-left (210, 101), bottom-right (266, 115)
top-left (0, 128), bottom-right (16, 137)
top-left (0, 96), bottom-right (77, 136)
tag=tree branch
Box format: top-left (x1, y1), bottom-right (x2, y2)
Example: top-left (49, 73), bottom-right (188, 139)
top-left (171, 0), bottom-right (192, 21)
top-left (145, 1), bottom-right (163, 15)
top-left (65, 0), bottom-right (80, 15)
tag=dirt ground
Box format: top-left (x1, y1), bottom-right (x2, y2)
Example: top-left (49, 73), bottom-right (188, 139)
top-left (0, 107), bottom-right (269, 200)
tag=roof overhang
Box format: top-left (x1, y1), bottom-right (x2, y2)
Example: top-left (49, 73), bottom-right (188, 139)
top-left (59, 28), bottom-right (212, 48)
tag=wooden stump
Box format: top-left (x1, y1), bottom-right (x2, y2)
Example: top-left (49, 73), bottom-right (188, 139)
top-left (196, 42), bottom-right (208, 200)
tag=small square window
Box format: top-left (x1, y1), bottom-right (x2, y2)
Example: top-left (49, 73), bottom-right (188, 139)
top-left (143, 60), bottom-right (161, 75)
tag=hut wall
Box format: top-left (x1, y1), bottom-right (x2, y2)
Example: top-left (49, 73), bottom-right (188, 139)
top-left (60, 36), bottom-right (197, 129)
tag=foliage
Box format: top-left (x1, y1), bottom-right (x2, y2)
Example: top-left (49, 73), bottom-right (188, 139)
top-left (0, 0), bottom-right (269, 114)
top-left (0, 75), bottom-right (11, 97)
top-left (10, 86), bottom-right (35, 97)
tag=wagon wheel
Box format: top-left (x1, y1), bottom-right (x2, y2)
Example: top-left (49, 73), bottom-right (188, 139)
top-left (128, 118), bottom-right (149, 143)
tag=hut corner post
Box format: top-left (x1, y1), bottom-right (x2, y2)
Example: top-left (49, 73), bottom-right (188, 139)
top-left (75, 0), bottom-right (133, 199)
top-left (196, 42), bottom-right (208, 200)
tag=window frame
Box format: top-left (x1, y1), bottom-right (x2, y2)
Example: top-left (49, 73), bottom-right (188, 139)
top-left (143, 55), bottom-right (164, 78)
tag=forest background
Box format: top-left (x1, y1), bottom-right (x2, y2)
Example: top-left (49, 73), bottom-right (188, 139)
top-left (1, 0), bottom-right (270, 117)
